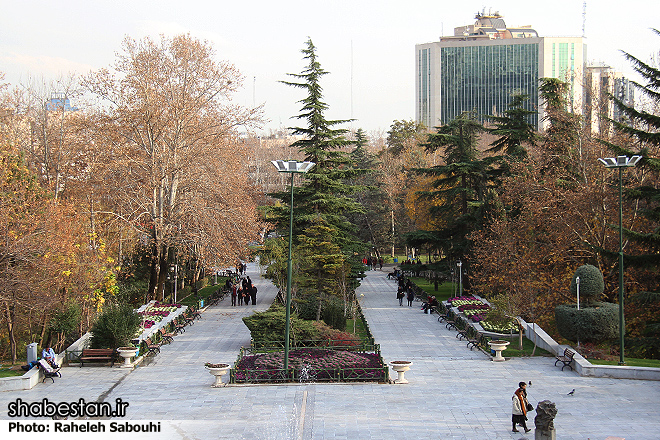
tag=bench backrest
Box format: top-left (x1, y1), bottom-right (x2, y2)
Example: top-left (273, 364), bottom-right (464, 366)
top-left (82, 349), bottom-right (114, 355)
top-left (38, 359), bottom-right (55, 373)
top-left (564, 349), bottom-right (575, 358)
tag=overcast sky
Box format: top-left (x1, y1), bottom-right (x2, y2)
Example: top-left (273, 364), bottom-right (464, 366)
top-left (1, 0), bottom-right (658, 134)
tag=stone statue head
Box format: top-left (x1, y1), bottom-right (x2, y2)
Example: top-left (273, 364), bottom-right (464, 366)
top-left (534, 400), bottom-right (558, 431)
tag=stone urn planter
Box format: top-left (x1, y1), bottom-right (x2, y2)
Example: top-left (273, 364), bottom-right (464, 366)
top-left (117, 347), bottom-right (139, 368)
top-left (389, 361), bottom-right (413, 384)
top-left (488, 340), bottom-right (510, 362)
top-left (205, 363), bottom-right (230, 387)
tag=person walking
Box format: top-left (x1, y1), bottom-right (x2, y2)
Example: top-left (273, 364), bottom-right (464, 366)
top-left (512, 382), bottom-right (532, 433)
top-left (237, 286), bottom-right (244, 306)
top-left (250, 283), bottom-right (257, 305)
top-left (406, 288), bottom-right (415, 307)
top-left (396, 286), bottom-right (405, 306)
top-left (231, 284), bottom-right (237, 306)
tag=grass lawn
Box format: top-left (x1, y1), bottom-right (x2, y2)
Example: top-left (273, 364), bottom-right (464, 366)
top-left (588, 357), bottom-right (660, 368)
top-left (0, 367), bottom-right (25, 378)
top-left (409, 277), bottom-right (456, 302)
top-left (178, 279), bottom-right (229, 307)
top-left (501, 338), bottom-right (553, 357)
top-left (346, 315), bottom-right (370, 342)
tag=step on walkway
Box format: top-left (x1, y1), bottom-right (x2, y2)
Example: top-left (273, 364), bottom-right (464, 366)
top-left (1, 265), bottom-right (659, 440)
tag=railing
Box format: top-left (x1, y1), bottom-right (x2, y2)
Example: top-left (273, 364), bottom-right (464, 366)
top-left (230, 365), bottom-right (389, 384)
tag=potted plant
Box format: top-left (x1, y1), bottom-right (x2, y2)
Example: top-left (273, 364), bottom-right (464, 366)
top-left (205, 363), bottom-right (230, 387)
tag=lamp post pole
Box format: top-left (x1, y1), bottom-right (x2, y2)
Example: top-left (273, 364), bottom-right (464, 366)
top-left (271, 160), bottom-right (315, 375)
top-left (284, 170), bottom-right (294, 373)
top-left (598, 154), bottom-right (642, 366)
top-left (457, 261), bottom-right (463, 297)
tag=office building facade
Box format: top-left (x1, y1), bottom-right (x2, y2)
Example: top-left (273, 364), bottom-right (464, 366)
top-left (416, 12), bottom-right (585, 129)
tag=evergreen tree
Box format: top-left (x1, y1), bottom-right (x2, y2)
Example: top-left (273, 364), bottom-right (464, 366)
top-left (487, 93), bottom-right (537, 159)
top-left (266, 39), bottom-right (367, 302)
top-left (410, 112), bottom-right (495, 265)
top-left (538, 77), bottom-right (582, 177)
top-left (601, 29), bottom-right (660, 345)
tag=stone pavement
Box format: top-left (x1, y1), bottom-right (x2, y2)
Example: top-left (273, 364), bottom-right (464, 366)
top-left (2, 264), bottom-right (659, 440)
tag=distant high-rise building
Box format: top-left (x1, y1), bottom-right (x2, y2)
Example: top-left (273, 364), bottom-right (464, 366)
top-left (416, 11), bottom-right (585, 129)
top-left (45, 92), bottom-right (78, 112)
top-left (584, 63), bottom-right (634, 136)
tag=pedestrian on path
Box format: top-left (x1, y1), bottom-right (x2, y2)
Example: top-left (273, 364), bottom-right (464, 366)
top-left (237, 286), bottom-right (244, 305)
top-left (512, 382), bottom-right (532, 433)
top-left (406, 289), bottom-right (415, 307)
top-left (231, 284), bottom-right (237, 306)
top-left (397, 286), bottom-right (405, 306)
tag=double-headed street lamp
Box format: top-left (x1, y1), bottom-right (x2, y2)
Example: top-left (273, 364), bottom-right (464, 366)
top-left (271, 160), bottom-right (315, 374)
top-left (598, 154), bottom-right (642, 365)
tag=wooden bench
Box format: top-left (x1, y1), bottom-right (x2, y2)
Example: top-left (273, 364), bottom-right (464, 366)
top-left (144, 337), bottom-right (162, 355)
top-left (37, 359), bottom-right (61, 382)
top-left (466, 333), bottom-right (484, 350)
top-left (79, 348), bottom-right (116, 367)
top-left (456, 329), bottom-right (469, 340)
top-left (554, 348), bottom-right (576, 371)
top-left (159, 328), bottom-right (174, 344)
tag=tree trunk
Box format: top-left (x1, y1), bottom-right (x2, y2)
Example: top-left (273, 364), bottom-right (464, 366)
top-left (157, 245), bottom-right (169, 302)
top-left (147, 240), bottom-right (160, 301)
top-left (4, 302), bottom-right (17, 364)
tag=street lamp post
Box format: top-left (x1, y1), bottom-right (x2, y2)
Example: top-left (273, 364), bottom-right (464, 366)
top-left (271, 160), bottom-right (315, 375)
top-left (598, 154), bottom-right (642, 365)
top-left (457, 260), bottom-right (463, 297)
top-left (169, 264), bottom-right (178, 304)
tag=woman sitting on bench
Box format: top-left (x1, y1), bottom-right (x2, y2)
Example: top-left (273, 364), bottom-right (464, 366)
top-left (422, 296), bottom-right (438, 314)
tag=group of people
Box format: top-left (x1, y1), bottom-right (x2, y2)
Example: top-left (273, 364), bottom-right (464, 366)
top-left (235, 261), bottom-right (247, 276)
top-left (395, 275), bottom-right (416, 307)
top-left (512, 381), bottom-right (533, 433)
top-left (362, 256), bottom-right (384, 271)
top-left (226, 275), bottom-right (257, 306)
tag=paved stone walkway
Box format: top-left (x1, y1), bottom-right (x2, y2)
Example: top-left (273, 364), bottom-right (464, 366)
top-left (2, 264), bottom-right (659, 440)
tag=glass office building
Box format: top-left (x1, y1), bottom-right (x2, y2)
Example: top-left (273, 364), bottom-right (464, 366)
top-left (439, 42), bottom-right (538, 126)
top-left (416, 13), bottom-right (585, 130)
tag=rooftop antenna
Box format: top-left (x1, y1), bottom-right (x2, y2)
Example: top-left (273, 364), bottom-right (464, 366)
top-left (582, 1), bottom-right (587, 38)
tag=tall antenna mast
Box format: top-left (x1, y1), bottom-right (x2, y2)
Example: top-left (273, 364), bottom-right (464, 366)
top-left (582, 1), bottom-right (587, 38)
top-left (350, 40), bottom-right (354, 127)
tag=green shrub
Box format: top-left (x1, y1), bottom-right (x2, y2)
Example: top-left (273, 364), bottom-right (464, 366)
top-left (242, 304), bottom-right (318, 343)
top-left (322, 297), bottom-right (347, 331)
top-left (89, 303), bottom-right (142, 349)
top-left (570, 264), bottom-right (604, 302)
top-left (625, 337), bottom-right (660, 360)
top-left (295, 295), bottom-right (320, 321)
top-left (555, 302), bottom-right (618, 343)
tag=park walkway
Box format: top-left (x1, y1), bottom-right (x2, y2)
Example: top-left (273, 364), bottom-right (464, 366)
top-left (1, 264), bottom-right (659, 440)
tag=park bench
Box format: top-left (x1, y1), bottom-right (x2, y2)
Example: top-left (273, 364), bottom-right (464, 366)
top-left (174, 315), bottom-right (189, 334)
top-left (190, 306), bottom-right (202, 320)
top-left (159, 327), bottom-right (174, 344)
top-left (443, 310), bottom-right (458, 331)
top-left (37, 359), bottom-right (61, 383)
top-left (456, 328), bottom-right (470, 340)
top-left (79, 348), bottom-right (116, 367)
top-left (466, 333), bottom-right (485, 350)
top-left (554, 348), bottom-right (576, 371)
top-left (144, 337), bottom-right (162, 355)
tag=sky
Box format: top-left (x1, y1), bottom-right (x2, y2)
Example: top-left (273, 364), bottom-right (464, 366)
top-left (1, 0), bottom-right (658, 135)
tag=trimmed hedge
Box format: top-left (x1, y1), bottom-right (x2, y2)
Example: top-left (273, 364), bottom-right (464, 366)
top-left (555, 302), bottom-right (619, 343)
top-left (570, 264), bottom-right (604, 302)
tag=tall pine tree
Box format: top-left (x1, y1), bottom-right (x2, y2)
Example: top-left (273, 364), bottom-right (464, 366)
top-left (266, 39), bottom-right (367, 312)
top-left (601, 29), bottom-right (660, 348)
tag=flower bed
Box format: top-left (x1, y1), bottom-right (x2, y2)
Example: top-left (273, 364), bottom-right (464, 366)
top-left (449, 296), bottom-right (490, 323)
top-left (232, 347), bottom-right (386, 383)
top-left (138, 302), bottom-right (182, 330)
top-left (448, 295), bottom-right (519, 330)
